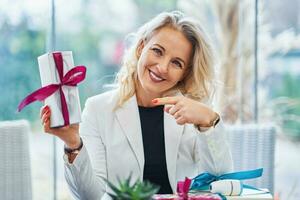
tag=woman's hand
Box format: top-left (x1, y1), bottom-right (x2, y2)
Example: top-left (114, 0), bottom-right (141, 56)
top-left (152, 96), bottom-right (218, 127)
top-left (40, 105), bottom-right (81, 149)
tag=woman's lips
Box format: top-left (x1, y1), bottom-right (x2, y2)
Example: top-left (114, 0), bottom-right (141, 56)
top-left (148, 69), bottom-right (165, 83)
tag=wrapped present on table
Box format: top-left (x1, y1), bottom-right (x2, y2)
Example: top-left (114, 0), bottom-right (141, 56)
top-left (190, 168), bottom-right (264, 195)
top-left (18, 51), bottom-right (86, 128)
top-left (164, 168), bottom-right (272, 200)
top-left (152, 178), bottom-right (222, 200)
top-left (152, 193), bottom-right (222, 200)
top-left (153, 168), bottom-right (270, 200)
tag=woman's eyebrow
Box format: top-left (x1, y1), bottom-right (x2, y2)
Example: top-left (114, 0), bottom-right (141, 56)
top-left (153, 43), bottom-right (165, 51)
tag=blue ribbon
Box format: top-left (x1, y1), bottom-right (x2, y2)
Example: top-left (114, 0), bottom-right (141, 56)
top-left (190, 168), bottom-right (263, 190)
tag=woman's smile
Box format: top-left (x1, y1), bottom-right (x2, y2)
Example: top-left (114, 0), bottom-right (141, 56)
top-left (148, 69), bottom-right (166, 83)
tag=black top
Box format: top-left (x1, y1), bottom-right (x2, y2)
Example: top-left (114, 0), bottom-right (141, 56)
top-left (138, 105), bottom-right (173, 194)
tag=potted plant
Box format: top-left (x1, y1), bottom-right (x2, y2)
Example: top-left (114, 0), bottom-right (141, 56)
top-left (106, 175), bottom-right (160, 200)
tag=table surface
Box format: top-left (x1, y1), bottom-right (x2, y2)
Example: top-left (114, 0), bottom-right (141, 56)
top-left (153, 189), bottom-right (273, 200)
top-left (226, 188), bottom-right (273, 200)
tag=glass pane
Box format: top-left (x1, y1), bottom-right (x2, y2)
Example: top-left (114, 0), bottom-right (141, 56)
top-left (260, 0), bottom-right (300, 199)
top-left (0, 0), bottom-right (54, 199)
top-left (54, 0), bottom-right (177, 199)
top-left (178, 0), bottom-right (300, 198)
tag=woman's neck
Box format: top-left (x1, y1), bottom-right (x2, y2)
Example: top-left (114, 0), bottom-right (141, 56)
top-left (136, 84), bottom-right (161, 107)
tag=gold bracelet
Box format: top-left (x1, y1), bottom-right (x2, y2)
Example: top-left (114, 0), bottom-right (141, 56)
top-left (211, 113), bottom-right (220, 128)
top-left (195, 113), bottom-right (220, 132)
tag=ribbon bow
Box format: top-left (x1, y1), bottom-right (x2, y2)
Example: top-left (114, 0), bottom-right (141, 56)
top-left (190, 168), bottom-right (263, 191)
top-left (177, 177), bottom-right (192, 199)
top-left (176, 168), bottom-right (263, 200)
top-left (18, 52), bottom-right (86, 126)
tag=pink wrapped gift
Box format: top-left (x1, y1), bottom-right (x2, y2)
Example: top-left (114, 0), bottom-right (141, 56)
top-left (152, 194), bottom-right (177, 200)
top-left (152, 193), bottom-right (221, 200)
top-left (152, 178), bottom-right (221, 200)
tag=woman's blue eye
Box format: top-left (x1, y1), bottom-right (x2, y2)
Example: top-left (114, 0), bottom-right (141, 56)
top-left (152, 48), bottom-right (162, 56)
top-left (172, 60), bottom-right (183, 68)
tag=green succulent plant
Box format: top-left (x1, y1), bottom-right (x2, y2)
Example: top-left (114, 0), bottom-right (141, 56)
top-left (106, 174), bottom-right (160, 200)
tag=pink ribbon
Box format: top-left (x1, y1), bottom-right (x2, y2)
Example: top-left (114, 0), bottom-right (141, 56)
top-left (177, 177), bottom-right (192, 200)
top-left (18, 52), bottom-right (86, 126)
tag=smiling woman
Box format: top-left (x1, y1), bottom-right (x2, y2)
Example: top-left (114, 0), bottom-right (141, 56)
top-left (135, 26), bottom-right (192, 107)
top-left (116, 11), bottom-right (216, 108)
top-left (40, 11), bottom-right (233, 199)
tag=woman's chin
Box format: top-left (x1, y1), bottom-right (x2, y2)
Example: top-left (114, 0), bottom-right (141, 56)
top-left (143, 86), bottom-right (164, 97)
top-left (138, 80), bottom-right (174, 97)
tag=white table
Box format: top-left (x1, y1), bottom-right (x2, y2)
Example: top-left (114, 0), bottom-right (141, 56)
top-left (226, 188), bottom-right (273, 200)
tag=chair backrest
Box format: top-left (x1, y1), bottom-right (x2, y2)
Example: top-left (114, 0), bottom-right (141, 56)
top-left (226, 123), bottom-right (276, 193)
top-left (0, 120), bottom-right (32, 200)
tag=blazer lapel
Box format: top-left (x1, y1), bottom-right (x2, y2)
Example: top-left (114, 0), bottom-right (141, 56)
top-left (115, 92), bottom-right (184, 191)
top-left (115, 95), bottom-right (145, 178)
top-left (164, 111), bottom-right (184, 192)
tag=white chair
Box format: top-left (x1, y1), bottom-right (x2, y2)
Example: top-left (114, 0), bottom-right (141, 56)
top-left (226, 123), bottom-right (276, 193)
top-left (0, 120), bottom-right (32, 200)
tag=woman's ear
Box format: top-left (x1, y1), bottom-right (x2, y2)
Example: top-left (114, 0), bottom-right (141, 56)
top-left (136, 39), bottom-right (145, 58)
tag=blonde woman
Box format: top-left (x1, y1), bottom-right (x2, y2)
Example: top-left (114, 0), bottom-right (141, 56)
top-left (41, 11), bottom-right (233, 200)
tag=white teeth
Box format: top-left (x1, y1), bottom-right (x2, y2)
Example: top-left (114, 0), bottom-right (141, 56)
top-left (149, 71), bottom-right (164, 81)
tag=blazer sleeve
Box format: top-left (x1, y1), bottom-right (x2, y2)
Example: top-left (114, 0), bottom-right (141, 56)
top-left (64, 98), bottom-right (108, 200)
top-left (194, 119), bottom-right (234, 175)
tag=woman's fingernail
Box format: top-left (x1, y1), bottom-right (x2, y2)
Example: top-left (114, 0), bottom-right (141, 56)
top-left (152, 99), bottom-right (158, 104)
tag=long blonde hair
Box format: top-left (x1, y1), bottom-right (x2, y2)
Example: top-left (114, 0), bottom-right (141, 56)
top-left (115, 11), bottom-right (216, 107)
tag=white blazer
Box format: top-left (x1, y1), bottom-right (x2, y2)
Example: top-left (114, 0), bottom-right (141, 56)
top-left (64, 90), bottom-right (233, 200)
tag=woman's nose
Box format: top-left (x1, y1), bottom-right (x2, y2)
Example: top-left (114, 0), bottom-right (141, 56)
top-left (157, 60), bottom-right (169, 74)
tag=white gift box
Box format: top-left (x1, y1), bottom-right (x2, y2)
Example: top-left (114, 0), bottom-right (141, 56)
top-left (38, 51), bottom-right (82, 128)
top-left (210, 179), bottom-right (242, 196)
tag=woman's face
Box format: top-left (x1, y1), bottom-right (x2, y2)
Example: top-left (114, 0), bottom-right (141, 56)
top-left (136, 26), bottom-right (192, 97)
